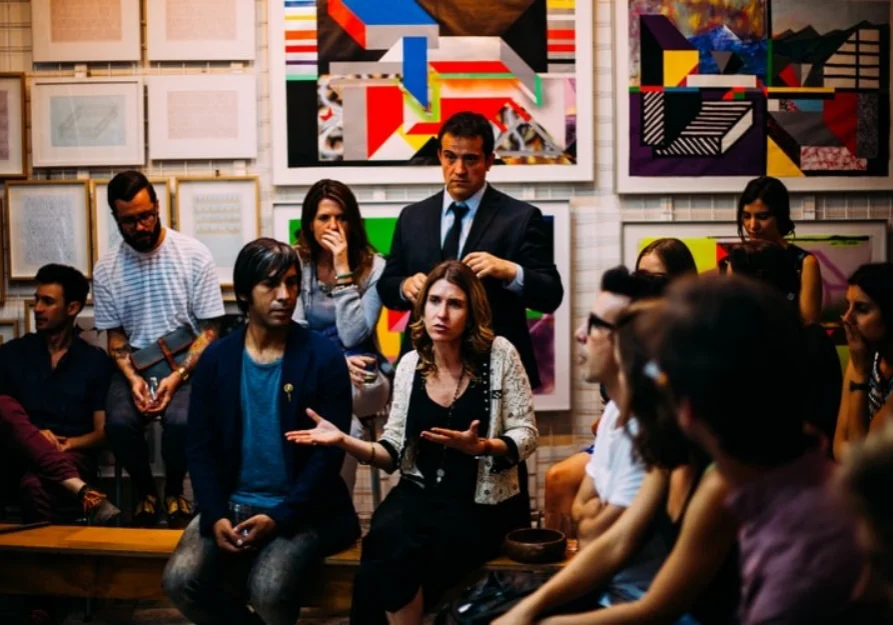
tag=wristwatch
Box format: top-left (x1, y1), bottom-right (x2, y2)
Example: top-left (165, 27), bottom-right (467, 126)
top-left (176, 366), bottom-right (190, 383)
top-left (849, 380), bottom-right (870, 392)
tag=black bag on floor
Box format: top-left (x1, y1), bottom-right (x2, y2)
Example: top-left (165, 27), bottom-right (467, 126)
top-left (434, 571), bottom-right (549, 625)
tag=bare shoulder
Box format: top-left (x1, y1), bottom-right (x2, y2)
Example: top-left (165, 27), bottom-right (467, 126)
top-left (686, 467), bottom-right (735, 529)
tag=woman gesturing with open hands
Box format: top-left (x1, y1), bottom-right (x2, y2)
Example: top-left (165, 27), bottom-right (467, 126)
top-left (286, 408), bottom-right (395, 470)
top-left (286, 260), bottom-right (537, 625)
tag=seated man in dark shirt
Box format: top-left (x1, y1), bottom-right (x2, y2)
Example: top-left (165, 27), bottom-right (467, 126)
top-left (0, 264), bottom-right (118, 524)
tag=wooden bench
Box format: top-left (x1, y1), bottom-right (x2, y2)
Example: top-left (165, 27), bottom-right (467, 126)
top-left (0, 524), bottom-right (572, 614)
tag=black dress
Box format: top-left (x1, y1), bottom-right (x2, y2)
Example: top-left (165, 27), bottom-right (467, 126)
top-left (350, 369), bottom-right (527, 624)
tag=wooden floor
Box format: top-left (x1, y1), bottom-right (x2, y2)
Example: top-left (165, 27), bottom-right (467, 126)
top-left (0, 597), bottom-right (440, 624)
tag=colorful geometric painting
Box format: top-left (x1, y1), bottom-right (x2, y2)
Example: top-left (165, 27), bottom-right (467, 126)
top-left (273, 201), bottom-right (572, 411)
top-left (269, 0), bottom-right (593, 184)
top-left (616, 0), bottom-right (893, 192)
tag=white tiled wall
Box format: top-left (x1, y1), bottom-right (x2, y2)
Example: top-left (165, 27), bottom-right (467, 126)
top-left (2, 0), bottom-right (891, 513)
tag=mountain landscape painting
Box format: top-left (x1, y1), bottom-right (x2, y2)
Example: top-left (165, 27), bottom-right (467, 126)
top-left (619, 0), bottom-right (892, 191)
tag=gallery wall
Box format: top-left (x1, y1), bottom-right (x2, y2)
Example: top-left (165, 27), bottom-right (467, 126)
top-left (1, 0), bottom-right (892, 512)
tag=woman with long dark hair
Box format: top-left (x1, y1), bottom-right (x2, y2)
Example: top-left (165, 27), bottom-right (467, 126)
top-left (737, 176), bottom-right (823, 323)
top-left (834, 262), bottom-right (893, 459)
top-left (292, 179), bottom-right (389, 490)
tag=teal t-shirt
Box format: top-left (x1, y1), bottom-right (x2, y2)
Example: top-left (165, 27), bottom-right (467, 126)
top-left (230, 349), bottom-right (289, 509)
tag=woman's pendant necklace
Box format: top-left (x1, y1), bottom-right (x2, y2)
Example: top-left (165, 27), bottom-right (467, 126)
top-left (436, 369), bottom-right (465, 485)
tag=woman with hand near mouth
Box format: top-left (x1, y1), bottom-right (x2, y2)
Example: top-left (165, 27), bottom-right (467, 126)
top-left (287, 260), bottom-right (538, 625)
top-left (737, 176), bottom-right (823, 324)
top-left (291, 179), bottom-right (389, 494)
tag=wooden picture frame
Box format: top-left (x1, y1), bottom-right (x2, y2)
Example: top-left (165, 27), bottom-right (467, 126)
top-left (91, 178), bottom-right (173, 264)
top-left (146, 0), bottom-right (256, 61)
top-left (0, 319), bottom-right (19, 344)
top-left (30, 77), bottom-right (145, 168)
top-left (147, 74), bottom-right (258, 160)
top-left (31, 0), bottom-right (141, 62)
top-left (0, 74), bottom-right (26, 178)
top-left (174, 176), bottom-right (260, 287)
top-left (5, 180), bottom-right (92, 282)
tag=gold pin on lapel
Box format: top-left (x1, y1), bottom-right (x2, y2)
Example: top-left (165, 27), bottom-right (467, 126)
top-left (284, 383), bottom-right (294, 402)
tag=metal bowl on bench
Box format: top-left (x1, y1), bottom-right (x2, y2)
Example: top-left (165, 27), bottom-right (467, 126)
top-left (503, 528), bottom-right (567, 564)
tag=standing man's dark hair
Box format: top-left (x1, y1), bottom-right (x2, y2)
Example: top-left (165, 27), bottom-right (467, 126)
top-left (35, 263), bottom-right (90, 312)
top-left (233, 238), bottom-right (300, 315)
top-left (437, 111), bottom-right (495, 157)
top-left (106, 170), bottom-right (157, 214)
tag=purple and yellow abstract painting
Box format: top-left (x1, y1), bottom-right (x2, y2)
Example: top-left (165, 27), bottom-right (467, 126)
top-left (619, 0), bottom-right (891, 191)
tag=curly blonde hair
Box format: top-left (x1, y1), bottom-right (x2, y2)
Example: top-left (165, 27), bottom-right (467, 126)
top-left (409, 261), bottom-right (494, 381)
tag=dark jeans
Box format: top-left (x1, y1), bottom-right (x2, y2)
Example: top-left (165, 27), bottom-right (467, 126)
top-left (163, 516), bottom-right (323, 625)
top-left (105, 372), bottom-right (190, 500)
top-left (0, 395), bottom-right (97, 522)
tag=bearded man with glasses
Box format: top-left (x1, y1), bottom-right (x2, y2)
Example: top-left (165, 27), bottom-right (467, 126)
top-left (93, 170), bottom-right (225, 528)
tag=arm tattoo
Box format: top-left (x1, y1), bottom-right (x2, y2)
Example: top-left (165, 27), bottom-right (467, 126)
top-left (181, 319), bottom-right (221, 373)
top-left (109, 344), bottom-right (132, 361)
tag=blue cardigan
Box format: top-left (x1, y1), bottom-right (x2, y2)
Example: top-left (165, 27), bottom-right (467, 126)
top-left (187, 322), bottom-right (360, 551)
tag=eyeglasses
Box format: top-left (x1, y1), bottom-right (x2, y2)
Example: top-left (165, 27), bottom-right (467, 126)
top-left (117, 209), bottom-right (158, 229)
top-left (588, 312), bottom-right (616, 335)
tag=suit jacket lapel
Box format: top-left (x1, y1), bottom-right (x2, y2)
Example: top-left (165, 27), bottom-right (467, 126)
top-left (425, 192), bottom-right (445, 265)
top-left (461, 185), bottom-right (500, 257)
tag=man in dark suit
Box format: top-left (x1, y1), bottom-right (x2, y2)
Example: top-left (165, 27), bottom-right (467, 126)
top-left (377, 111), bottom-right (564, 389)
top-left (163, 238), bottom-right (360, 625)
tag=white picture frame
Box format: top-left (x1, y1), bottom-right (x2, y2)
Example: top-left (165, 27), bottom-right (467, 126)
top-left (272, 200), bottom-right (572, 412)
top-left (91, 179), bottom-right (173, 265)
top-left (30, 78), bottom-right (145, 168)
top-left (267, 0), bottom-right (594, 185)
top-left (31, 0), bottom-right (141, 62)
top-left (146, 0), bottom-right (256, 61)
top-left (175, 177), bottom-right (260, 287)
top-left (5, 180), bottom-right (92, 281)
top-left (147, 74), bottom-right (258, 160)
top-left (614, 1), bottom-right (893, 193)
top-left (0, 74), bottom-right (26, 178)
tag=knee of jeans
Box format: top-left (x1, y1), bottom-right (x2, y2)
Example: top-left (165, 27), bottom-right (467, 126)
top-left (163, 419), bottom-right (188, 437)
top-left (104, 407), bottom-right (141, 437)
top-left (162, 554), bottom-right (199, 605)
top-left (247, 572), bottom-right (295, 617)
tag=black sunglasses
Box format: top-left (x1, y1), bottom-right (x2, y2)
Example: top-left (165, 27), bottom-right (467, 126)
top-left (588, 312), bottom-right (616, 334)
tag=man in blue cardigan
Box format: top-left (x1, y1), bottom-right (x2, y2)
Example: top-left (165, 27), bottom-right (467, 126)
top-left (163, 238), bottom-right (360, 625)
